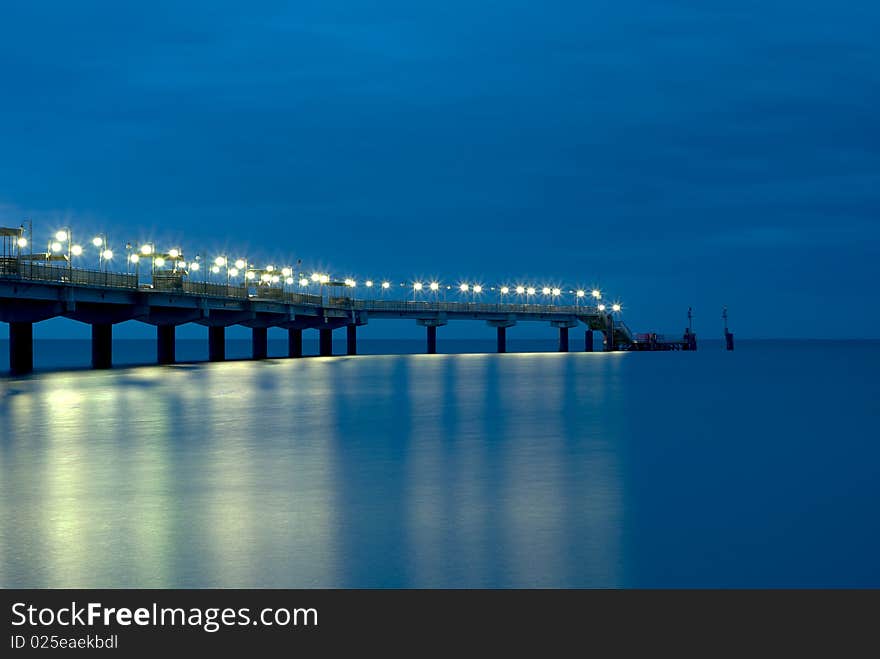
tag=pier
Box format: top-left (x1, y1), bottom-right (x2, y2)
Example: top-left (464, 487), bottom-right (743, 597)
top-left (0, 257), bottom-right (634, 375)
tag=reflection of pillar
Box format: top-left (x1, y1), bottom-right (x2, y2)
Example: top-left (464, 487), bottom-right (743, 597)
top-left (584, 329), bottom-right (593, 352)
top-left (157, 325), bottom-right (175, 364)
top-left (558, 326), bottom-right (569, 352)
top-left (426, 325), bottom-right (437, 354)
top-left (9, 322), bottom-right (33, 375)
top-left (319, 328), bottom-right (333, 356)
top-left (497, 326), bottom-right (507, 353)
top-left (347, 324), bottom-right (357, 356)
top-left (209, 326), bottom-right (226, 361)
top-left (91, 323), bottom-right (112, 369)
top-left (252, 327), bottom-right (268, 360)
top-left (288, 328), bottom-right (303, 358)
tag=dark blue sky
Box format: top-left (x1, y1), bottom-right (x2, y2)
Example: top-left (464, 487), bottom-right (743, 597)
top-left (1, 0), bottom-right (878, 338)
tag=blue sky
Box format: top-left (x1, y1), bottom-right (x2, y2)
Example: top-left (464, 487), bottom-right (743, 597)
top-left (1, 0), bottom-right (878, 339)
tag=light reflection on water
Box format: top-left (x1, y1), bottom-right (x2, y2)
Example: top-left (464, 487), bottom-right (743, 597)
top-left (2, 342), bottom-right (879, 587)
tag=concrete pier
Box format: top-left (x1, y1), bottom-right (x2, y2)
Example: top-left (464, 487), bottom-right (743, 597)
top-left (157, 325), bottom-right (175, 364)
top-left (426, 325), bottom-right (437, 354)
top-left (558, 326), bottom-right (569, 352)
top-left (9, 322), bottom-right (33, 375)
top-left (584, 329), bottom-right (593, 352)
top-left (319, 328), bottom-right (333, 356)
top-left (288, 328), bottom-right (303, 357)
top-left (252, 327), bottom-right (268, 360)
top-left (347, 324), bottom-right (357, 355)
top-left (496, 326), bottom-right (507, 353)
top-left (208, 326), bottom-right (226, 361)
top-left (91, 323), bottom-right (112, 369)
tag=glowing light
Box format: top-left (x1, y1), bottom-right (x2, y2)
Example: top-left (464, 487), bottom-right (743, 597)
top-left (247, 271), bottom-right (256, 280)
top-left (214, 256), bottom-right (226, 267)
top-left (55, 230), bottom-right (68, 242)
top-left (228, 267), bottom-right (239, 277)
top-left (169, 248), bottom-right (180, 259)
top-left (429, 282), bottom-right (439, 291)
top-left (460, 283), bottom-right (469, 292)
top-left (50, 241), bottom-right (63, 253)
top-left (500, 286), bottom-right (509, 294)
top-left (140, 244), bottom-right (153, 255)
top-left (527, 287), bottom-right (536, 295)
top-left (516, 285), bottom-right (525, 294)
top-left (266, 265), bottom-right (275, 272)
top-left (285, 277), bottom-right (294, 285)
top-left (365, 280), bottom-right (374, 287)
top-left (92, 237), bottom-right (103, 247)
top-left (261, 273), bottom-right (271, 282)
top-left (598, 304), bottom-right (606, 311)
top-left (189, 261), bottom-right (199, 271)
top-left (542, 287), bottom-right (551, 295)
top-left (319, 274), bottom-right (329, 284)
top-left (413, 282), bottom-right (423, 291)
top-left (552, 288), bottom-right (561, 296)
top-left (591, 289), bottom-right (601, 299)
top-left (281, 267), bottom-right (292, 277)
top-left (211, 265), bottom-right (220, 274)
top-left (576, 290), bottom-right (585, 298)
top-left (129, 253), bottom-right (140, 264)
top-left (16, 237), bottom-right (27, 248)
top-left (381, 281), bottom-right (391, 289)
top-left (345, 278), bottom-right (356, 287)
top-left (235, 259), bottom-right (246, 270)
top-left (101, 249), bottom-right (113, 260)
top-left (473, 285), bottom-right (483, 294)
top-left (71, 244), bottom-right (83, 256)
top-left (178, 261), bottom-right (187, 269)
top-left (311, 273), bottom-right (320, 282)
top-left (154, 257), bottom-right (166, 267)
top-left (299, 277), bottom-right (309, 286)
top-left (271, 275), bottom-right (280, 283)
top-left (612, 303), bottom-right (622, 312)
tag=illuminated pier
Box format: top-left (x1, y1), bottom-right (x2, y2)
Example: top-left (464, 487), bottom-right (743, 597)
top-left (1, 225), bottom-right (634, 374)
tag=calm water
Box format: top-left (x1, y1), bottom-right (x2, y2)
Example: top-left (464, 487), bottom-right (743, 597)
top-left (0, 340), bottom-right (878, 587)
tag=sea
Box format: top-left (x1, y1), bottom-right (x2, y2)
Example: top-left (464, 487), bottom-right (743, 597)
top-left (0, 339), bottom-right (878, 588)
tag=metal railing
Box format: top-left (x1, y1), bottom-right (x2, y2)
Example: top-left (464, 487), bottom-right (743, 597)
top-left (0, 259), bottom-right (138, 289)
top-left (336, 299), bottom-right (601, 315)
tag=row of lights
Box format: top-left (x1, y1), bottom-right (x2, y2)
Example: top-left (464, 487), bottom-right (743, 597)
top-left (20, 229), bottom-right (623, 312)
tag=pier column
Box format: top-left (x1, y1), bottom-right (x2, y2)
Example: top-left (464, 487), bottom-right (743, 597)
top-left (319, 328), bottom-right (333, 356)
top-left (496, 326), bottom-right (507, 353)
top-left (426, 325), bottom-right (437, 354)
top-left (558, 327), bottom-right (569, 352)
top-left (584, 329), bottom-right (594, 352)
top-left (157, 325), bottom-right (176, 365)
top-left (346, 324), bottom-right (357, 355)
top-left (9, 322), bottom-right (34, 375)
top-left (605, 315), bottom-right (615, 352)
top-left (288, 328), bottom-right (303, 358)
top-left (209, 326), bottom-right (226, 362)
top-left (725, 331), bottom-right (735, 351)
top-left (252, 327), bottom-right (268, 360)
top-left (91, 323), bottom-right (113, 369)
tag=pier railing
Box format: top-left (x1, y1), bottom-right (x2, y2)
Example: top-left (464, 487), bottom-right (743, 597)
top-left (0, 259), bottom-right (138, 289)
top-left (338, 299), bottom-right (600, 315)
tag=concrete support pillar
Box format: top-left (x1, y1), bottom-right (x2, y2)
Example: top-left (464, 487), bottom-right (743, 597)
top-left (319, 328), bottom-right (333, 356)
top-left (584, 329), bottom-right (594, 352)
top-left (606, 316), bottom-right (615, 352)
top-left (497, 326), bottom-right (507, 353)
top-left (558, 326), bottom-right (569, 352)
top-left (9, 322), bottom-right (34, 375)
top-left (252, 327), bottom-right (268, 360)
top-left (346, 324), bottom-right (357, 356)
top-left (288, 328), bottom-right (303, 358)
top-left (91, 323), bottom-right (113, 369)
top-left (157, 325), bottom-right (176, 365)
top-left (209, 326), bottom-right (226, 362)
top-left (426, 325), bottom-right (437, 354)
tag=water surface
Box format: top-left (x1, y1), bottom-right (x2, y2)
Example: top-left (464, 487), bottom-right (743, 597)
top-left (1, 340), bottom-right (878, 587)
